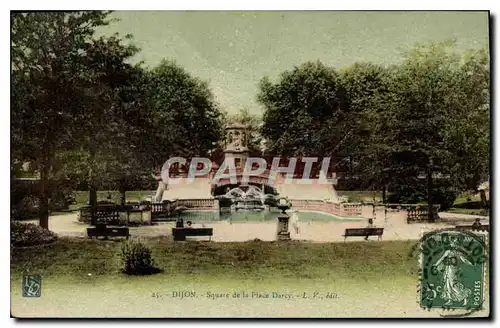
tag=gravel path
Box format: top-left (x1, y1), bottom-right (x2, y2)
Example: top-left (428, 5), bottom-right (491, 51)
top-left (31, 211), bottom-right (489, 242)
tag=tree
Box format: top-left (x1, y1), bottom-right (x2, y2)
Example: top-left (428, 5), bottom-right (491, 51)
top-left (258, 61), bottom-right (348, 158)
top-left (368, 41), bottom-right (490, 215)
top-left (145, 60), bottom-right (224, 201)
top-left (53, 59), bottom-right (156, 206)
top-left (336, 62), bottom-right (392, 192)
top-left (146, 59), bottom-right (224, 165)
top-left (11, 11), bottom-right (139, 227)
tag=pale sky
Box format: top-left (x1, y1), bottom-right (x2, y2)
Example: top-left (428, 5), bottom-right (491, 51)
top-left (99, 11), bottom-right (489, 114)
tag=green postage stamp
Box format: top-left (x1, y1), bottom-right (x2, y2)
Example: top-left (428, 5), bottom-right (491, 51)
top-left (419, 229), bottom-right (488, 311)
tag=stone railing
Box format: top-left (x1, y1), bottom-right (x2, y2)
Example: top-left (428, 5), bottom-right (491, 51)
top-left (78, 203), bottom-right (152, 225)
top-left (287, 200), bottom-right (364, 218)
top-left (406, 204), bottom-right (441, 223)
top-left (176, 198), bottom-right (217, 209)
top-left (341, 203), bottom-right (363, 217)
top-left (289, 199), bottom-right (328, 206)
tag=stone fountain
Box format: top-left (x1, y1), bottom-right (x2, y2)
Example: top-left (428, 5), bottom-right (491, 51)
top-left (223, 184), bottom-right (266, 212)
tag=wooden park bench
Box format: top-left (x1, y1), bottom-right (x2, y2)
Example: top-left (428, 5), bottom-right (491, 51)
top-left (343, 228), bottom-right (384, 241)
top-left (172, 227), bottom-right (213, 241)
top-left (454, 224), bottom-right (489, 232)
top-left (87, 224), bottom-right (130, 240)
top-left (86, 204), bottom-right (130, 240)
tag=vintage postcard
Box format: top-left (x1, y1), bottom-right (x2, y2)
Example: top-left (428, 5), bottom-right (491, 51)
top-left (11, 10), bottom-right (490, 318)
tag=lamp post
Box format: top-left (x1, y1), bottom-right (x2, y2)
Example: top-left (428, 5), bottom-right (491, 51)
top-left (276, 197), bottom-right (291, 241)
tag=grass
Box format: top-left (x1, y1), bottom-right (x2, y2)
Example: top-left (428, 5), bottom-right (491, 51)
top-left (454, 191), bottom-right (481, 205)
top-left (336, 191), bottom-right (383, 203)
top-left (11, 237), bottom-right (419, 282)
top-left (446, 191), bottom-right (488, 216)
top-left (446, 208), bottom-right (489, 216)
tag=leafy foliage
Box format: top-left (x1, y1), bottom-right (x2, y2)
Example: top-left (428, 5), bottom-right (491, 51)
top-left (146, 59), bottom-right (224, 164)
top-left (121, 240), bottom-right (159, 275)
top-left (11, 11), bottom-right (140, 227)
top-left (11, 221), bottom-right (58, 247)
top-left (258, 41), bottom-right (489, 210)
top-left (258, 61), bottom-right (347, 157)
top-left (367, 41), bottom-right (489, 208)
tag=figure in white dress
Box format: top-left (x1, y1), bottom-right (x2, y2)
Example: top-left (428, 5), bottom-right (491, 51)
top-left (434, 249), bottom-right (472, 305)
top-left (289, 210), bottom-right (300, 234)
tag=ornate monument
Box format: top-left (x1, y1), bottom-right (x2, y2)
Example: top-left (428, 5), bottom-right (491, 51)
top-left (276, 197), bottom-right (291, 240)
top-left (224, 122), bottom-right (250, 170)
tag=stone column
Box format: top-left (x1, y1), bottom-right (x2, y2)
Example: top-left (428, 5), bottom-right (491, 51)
top-left (277, 214), bottom-right (291, 241)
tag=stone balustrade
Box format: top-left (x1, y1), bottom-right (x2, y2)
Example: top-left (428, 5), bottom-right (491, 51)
top-left (288, 199), bottom-right (364, 217)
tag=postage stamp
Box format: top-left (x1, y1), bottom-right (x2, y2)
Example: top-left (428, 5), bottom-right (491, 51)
top-left (419, 229), bottom-right (487, 311)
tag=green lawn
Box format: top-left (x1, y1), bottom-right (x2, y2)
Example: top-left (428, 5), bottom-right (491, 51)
top-left (11, 237), bottom-right (490, 318)
top-left (447, 191), bottom-right (488, 216)
top-left (336, 191), bottom-right (383, 203)
top-left (454, 191), bottom-right (481, 205)
top-left (11, 238), bottom-right (419, 281)
top-left (446, 208), bottom-right (489, 216)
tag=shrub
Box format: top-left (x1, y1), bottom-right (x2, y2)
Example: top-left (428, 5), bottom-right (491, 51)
top-left (11, 221), bottom-right (57, 247)
top-left (121, 240), bottom-right (159, 275)
top-left (11, 194), bottom-right (40, 220)
top-left (387, 184), bottom-right (457, 211)
top-left (431, 187), bottom-right (457, 211)
top-left (49, 189), bottom-right (76, 211)
top-left (264, 196), bottom-right (277, 207)
top-left (217, 196), bottom-right (233, 208)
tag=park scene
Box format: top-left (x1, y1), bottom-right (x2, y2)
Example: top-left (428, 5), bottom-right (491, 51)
top-left (11, 11), bottom-right (490, 318)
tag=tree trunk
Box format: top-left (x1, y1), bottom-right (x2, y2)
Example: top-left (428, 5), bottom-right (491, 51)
top-left (427, 164), bottom-right (434, 221)
top-left (372, 191), bottom-right (376, 218)
top-left (38, 161), bottom-right (50, 230)
top-left (479, 190), bottom-right (487, 208)
top-left (89, 184), bottom-right (97, 226)
top-left (119, 181), bottom-right (126, 206)
top-left (382, 185), bottom-right (386, 204)
top-left (88, 146), bottom-right (97, 226)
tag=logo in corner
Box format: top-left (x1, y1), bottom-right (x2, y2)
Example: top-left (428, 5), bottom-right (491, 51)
top-left (22, 275), bottom-right (41, 298)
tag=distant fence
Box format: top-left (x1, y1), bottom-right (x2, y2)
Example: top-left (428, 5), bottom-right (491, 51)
top-left (406, 205), bottom-right (440, 223)
top-left (177, 198), bottom-right (216, 208)
top-left (150, 198), bottom-right (218, 219)
top-left (288, 200), bottom-right (439, 219)
top-left (342, 203), bottom-right (363, 217)
top-left (289, 199), bottom-right (363, 217)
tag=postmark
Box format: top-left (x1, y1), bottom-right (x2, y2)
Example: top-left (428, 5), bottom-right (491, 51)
top-left (418, 229), bottom-right (487, 312)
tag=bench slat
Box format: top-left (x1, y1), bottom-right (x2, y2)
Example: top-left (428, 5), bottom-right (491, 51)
top-left (343, 228), bottom-right (384, 236)
top-left (455, 225), bottom-right (489, 232)
top-left (87, 227), bottom-right (130, 239)
top-left (172, 228), bottom-right (213, 236)
top-left (343, 228), bottom-right (384, 241)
